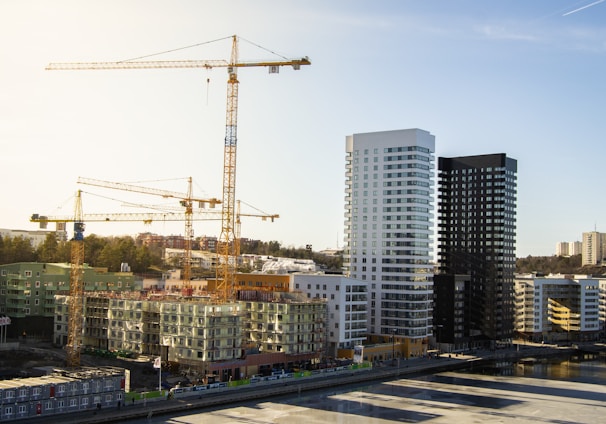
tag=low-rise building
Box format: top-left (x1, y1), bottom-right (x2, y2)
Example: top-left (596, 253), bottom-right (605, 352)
top-left (0, 367), bottom-right (126, 421)
top-left (514, 274), bottom-right (602, 342)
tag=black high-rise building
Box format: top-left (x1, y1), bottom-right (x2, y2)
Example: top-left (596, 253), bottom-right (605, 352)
top-left (436, 154), bottom-right (517, 347)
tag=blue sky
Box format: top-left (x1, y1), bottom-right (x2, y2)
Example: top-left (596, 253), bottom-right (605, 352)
top-left (1, 1), bottom-right (605, 257)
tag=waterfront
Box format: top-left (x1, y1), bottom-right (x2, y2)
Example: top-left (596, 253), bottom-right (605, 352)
top-left (128, 353), bottom-right (606, 423)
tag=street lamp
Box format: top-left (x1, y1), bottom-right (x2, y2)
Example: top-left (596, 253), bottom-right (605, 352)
top-left (436, 324), bottom-right (443, 356)
top-left (392, 329), bottom-right (397, 363)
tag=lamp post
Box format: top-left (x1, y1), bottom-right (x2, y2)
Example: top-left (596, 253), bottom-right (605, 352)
top-left (436, 324), bottom-right (443, 356)
top-left (392, 329), bottom-right (397, 363)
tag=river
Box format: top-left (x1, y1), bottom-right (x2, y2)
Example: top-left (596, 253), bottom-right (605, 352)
top-left (132, 353), bottom-right (606, 424)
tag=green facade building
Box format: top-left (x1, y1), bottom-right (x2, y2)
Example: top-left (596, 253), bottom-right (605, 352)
top-left (0, 262), bottom-right (137, 339)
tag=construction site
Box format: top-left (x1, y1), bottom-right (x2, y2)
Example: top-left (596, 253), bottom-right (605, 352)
top-left (0, 35), bottom-right (319, 421)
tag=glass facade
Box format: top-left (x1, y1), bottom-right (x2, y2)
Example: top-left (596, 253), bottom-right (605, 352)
top-left (436, 154), bottom-right (517, 342)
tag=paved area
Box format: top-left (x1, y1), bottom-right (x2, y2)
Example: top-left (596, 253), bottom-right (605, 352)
top-left (136, 367), bottom-right (606, 424)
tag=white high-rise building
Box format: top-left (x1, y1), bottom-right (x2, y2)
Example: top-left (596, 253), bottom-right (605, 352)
top-left (343, 129), bottom-right (435, 345)
top-left (582, 231), bottom-right (606, 265)
top-left (556, 241), bottom-right (582, 257)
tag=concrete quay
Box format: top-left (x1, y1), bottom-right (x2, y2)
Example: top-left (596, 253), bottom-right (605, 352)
top-left (33, 343), bottom-right (587, 424)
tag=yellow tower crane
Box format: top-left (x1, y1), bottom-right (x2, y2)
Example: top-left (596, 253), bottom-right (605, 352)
top-left (66, 190), bottom-right (85, 367)
top-left (77, 177), bottom-right (219, 295)
top-left (47, 35), bottom-right (311, 301)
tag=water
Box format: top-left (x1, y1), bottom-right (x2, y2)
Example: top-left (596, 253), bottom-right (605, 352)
top-left (134, 354), bottom-right (606, 424)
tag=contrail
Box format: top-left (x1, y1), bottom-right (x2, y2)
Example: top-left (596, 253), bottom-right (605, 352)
top-left (563, 0), bottom-right (605, 16)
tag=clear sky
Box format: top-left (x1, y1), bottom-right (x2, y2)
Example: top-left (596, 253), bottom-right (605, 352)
top-left (2, 1), bottom-right (605, 258)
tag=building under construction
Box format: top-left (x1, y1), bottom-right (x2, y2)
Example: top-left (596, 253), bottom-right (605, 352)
top-left (54, 290), bottom-right (327, 381)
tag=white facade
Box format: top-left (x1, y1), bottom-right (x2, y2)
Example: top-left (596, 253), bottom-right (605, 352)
top-left (514, 274), bottom-right (602, 342)
top-left (0, 228), bottom-right (66, 247)
top-left (343, 129), bottom-right (435, 339)
top-left (556, 241), bottom-right (581, 257)
top-left (163, 248), bottom-right (217, 269)
top-left (261, 257), bottom-right (317, 273)
top-left (291, 273), bottom-right (368, 355)
top-left (582, 232), bottom-right (606, 265)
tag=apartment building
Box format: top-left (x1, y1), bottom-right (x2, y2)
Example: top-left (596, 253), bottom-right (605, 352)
top-left (582, 231), bottom-right (606, 266)
top-left (514, 274), bottom-right (602, 342)
top-left (0, 228), bottom-right (67, 247)
top-left (343, 129), bottom-right (435, 356)
top-left (556, 241), bottom-right (581, 257)
top-left (0, 262), bottom-right (136, 339)
top-left (436, 153), bottom-right (518, 345)
top-left (240, 290), bottom-right (326, 356)
top-left (0, 367), bottom-right (125, 421)
top-left (56, 295), bottom-right (242, 362)
top-left (54, 290), bottom-right (327, 381)
top-left (291, 273), bottom-right (368, 356)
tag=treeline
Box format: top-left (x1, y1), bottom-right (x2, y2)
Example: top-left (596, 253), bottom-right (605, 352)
top-left (0, 235), bottom-right (342, 274)
top-left (516, 254), bottom-right (583, 275)
top-left (0, 234), bottom-right (163, 273)
top-left (9, 233), bottom-right (594, 277)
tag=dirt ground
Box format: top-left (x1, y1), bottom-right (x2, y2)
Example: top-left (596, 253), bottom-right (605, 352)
top-left (0, 341), bottom-right (160, 391)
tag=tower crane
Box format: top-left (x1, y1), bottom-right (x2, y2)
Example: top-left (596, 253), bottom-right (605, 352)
top-left (77, 177), bottom-right (219, 294)
top-left (47, 35), bottom-right (311, 300)
top-left (66, 190), bottom-right (85, 367)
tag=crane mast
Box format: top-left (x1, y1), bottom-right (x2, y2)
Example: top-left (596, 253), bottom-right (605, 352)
top-left (66, 190), bottom-right (85, 367)
top-left (219, 36), bottom-right (239, 301)
top-left (182, 177), bottom-right (194, 294)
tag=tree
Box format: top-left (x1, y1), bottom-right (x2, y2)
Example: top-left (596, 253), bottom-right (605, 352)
top-left (1, 236), bottom-right (35, 263)
top-left (35, 233), bottom-right (59, 263)
top-left (84, 234), bottom-right (108, 267)
top-left (516, 254), bottom-right (582, 274)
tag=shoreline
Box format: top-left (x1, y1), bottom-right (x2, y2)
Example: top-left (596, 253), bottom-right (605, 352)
top-left (37, 343), bottom-right (600, 424)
